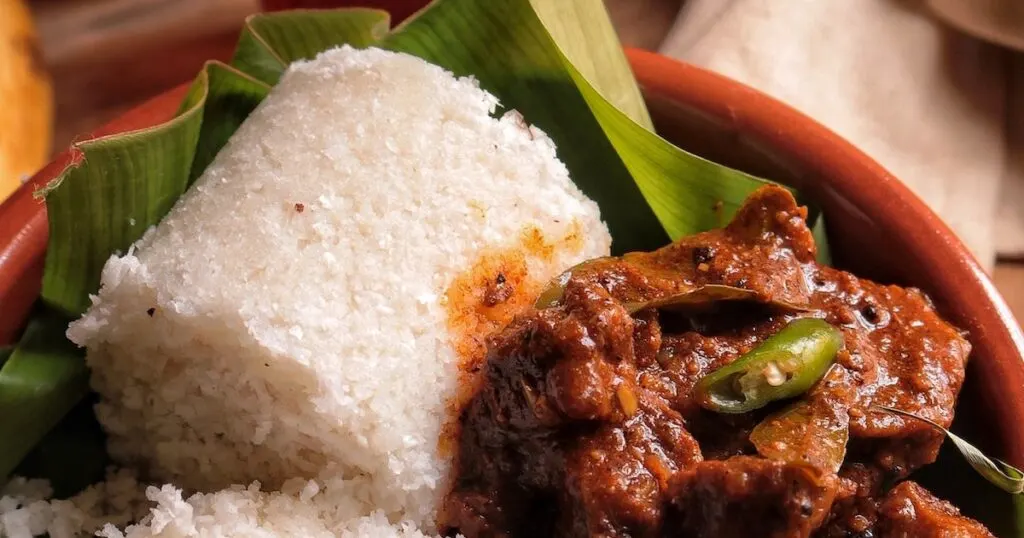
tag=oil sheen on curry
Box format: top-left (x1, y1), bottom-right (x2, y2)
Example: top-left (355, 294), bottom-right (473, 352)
top-left (441, 186), bottom-right (993, 537)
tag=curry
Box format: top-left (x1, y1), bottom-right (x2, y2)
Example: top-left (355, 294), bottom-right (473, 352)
top-left (443, 186), bottom-right (992, 537)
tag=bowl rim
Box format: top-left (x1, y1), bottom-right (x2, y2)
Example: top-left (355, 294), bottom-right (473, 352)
top-left (1, 47), bottom-right (1022, 464)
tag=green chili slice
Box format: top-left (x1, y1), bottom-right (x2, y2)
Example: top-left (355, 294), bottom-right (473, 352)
top-left (695, 318), bottom-right (844, 414)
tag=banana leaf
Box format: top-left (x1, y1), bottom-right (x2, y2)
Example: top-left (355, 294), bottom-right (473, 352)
top-left (231, 8), bottom-right (392, 85)
top-left (38, 85), bottom-right (205, 316)
top-left (0, 312), bottom-right (88, 481)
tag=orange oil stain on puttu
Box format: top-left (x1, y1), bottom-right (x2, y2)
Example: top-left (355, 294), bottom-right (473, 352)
top-left (437, 220), bottom-right (585, 457)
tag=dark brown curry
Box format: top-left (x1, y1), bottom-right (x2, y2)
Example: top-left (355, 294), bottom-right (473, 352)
top-left (442, 186), bottom-right (993, 538)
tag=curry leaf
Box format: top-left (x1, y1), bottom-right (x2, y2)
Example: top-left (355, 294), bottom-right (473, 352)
top-left (877, 406), bottom-right (1024, 495)
top-left (533, 257), bottom-right (615, 308)
top-left (751, 398), bottom-right (849, 474)
top-left (625, 284), bottom-right (811, 315)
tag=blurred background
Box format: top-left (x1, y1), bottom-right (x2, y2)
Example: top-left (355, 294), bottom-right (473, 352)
top-left (3, 0), bottom-right (1023, 323)
top-left (18, 0), bottom-right (682, 149)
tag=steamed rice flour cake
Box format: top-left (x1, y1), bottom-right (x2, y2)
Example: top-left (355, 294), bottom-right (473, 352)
top-left (68, 45), bottom-right (611, 530)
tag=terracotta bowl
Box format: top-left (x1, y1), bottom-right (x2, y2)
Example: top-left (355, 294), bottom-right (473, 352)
top-left (1, 49), bottom-right (1022, 531)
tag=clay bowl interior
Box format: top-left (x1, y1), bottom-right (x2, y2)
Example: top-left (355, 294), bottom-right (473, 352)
top-left (1, 48), bottom-right (1023, 532)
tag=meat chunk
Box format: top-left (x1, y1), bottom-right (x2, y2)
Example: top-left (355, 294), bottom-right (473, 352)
top-left (560, 413), bottom-right (703, 536)
top-left (877, 482), bottom-right (994, 538)
top-left (445, 280), bottom-right (703, 537)
top-left (665, 456), bottom-right (838, 538)
top-left (814, 270), bottom-right (971, 476)
top-left (814, 464), bottom-right (885, 537)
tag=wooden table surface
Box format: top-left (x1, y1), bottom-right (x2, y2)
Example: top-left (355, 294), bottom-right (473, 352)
top-left (26, 0), bottom-right (1024, 325)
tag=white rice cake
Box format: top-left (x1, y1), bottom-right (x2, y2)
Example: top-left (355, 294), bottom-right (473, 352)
top-left (97, 478), bottom-right (443, 538)
top-left (68, 45), bottom-right (611, 528)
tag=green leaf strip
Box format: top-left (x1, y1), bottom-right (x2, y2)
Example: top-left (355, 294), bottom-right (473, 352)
top-left (877, 405), bottom-right (1024, 495)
